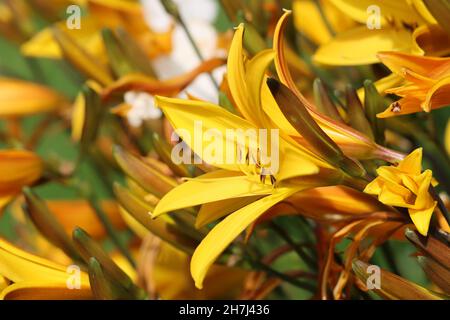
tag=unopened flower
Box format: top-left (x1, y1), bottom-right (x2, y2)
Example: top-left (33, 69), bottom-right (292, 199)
top-left (364, 148), bottom-right (437, 236)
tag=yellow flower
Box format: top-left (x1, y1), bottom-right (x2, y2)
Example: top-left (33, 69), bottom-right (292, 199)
top-left (364, 148), bottom-right (437, 236)
top-left (21, 0), bottom-right (172, 68)
top-left (0, 150), bottom-right (43, 213)
top-left (151, 23), bottom-right (351, 289)
top-left (312, 0), bottom-right (450, 66)
top-left (0, 239), bottom-right (92, 300)
top-left (0, 78), bottom-right (67, 117)
top-left (377, 51), bottom-right (450, 118)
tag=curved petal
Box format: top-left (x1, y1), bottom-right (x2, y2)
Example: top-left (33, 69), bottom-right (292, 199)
top-left (0, 239), bottom-right (89, 285)
top-left (0, 281), bottom-right (92, 300)
top-left (152, 171), bottom-right (273, 217)
top-left (191, 186), bottom-right (302, 289)
top-left (314, 26), bottom-right (419, 66)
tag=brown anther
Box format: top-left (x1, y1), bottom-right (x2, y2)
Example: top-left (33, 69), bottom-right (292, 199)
top-left (270, 175), bottom-right (277, 186)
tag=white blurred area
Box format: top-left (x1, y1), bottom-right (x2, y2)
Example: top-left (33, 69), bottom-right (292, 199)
top-left (141, 0), bottom-right (226, 103)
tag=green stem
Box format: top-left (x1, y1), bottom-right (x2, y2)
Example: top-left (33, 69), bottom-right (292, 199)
top-left (270, 222), bottom-right (317, 270)
top-left (243, 246), bottom-right (316, 293)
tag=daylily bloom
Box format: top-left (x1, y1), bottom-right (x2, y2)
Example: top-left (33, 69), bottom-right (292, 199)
top-left (0, 78), bottom-right (67, 117)
top-left (0, 150), bottom-right (43, 212)
top-left (312, 0), bottom-right (450, 66)
top-left (376, 51), bottom-right (450, 117)
top-left (22, 0), bottom-right (173, 63)
top-left (364, 148), bottom-right (437, 236)
top-left (0, 239), bottom-right (92, 299)
top-left (150, 20), bottom-right (371, 289)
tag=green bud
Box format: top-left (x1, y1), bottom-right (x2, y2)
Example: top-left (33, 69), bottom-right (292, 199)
top-left (22, 187), bottom-right (82, 263)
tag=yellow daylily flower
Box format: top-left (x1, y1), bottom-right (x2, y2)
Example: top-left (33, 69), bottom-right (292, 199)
top-left (313, 0), bottom-right (450, 65)
top-left (151, 23), bottom-right (353, 289)
top-left (377, 51), bottom-right (450, 117)
top-left (0, 150), bottom-right (43, 213)
top-left (0, 78), bottom-right (67, 117)
top-left (22, 0), bottom-right (172, 63)
top-left (0, 239), bottom-right (92, 300)
top-left (364, 148), bottom-right (437, 236)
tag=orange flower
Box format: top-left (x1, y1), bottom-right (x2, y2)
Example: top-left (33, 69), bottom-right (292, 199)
top-left (0, 150), bottom-right (43, 212)
top-left (377, 51), bottom-right (450, 118)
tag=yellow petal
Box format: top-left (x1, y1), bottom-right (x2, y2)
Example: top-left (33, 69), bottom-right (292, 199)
top-left (152, 171), bottom-right (273, 218)
top-left (378, 51), bottom-right (450, 79)
top-left (0, 78), bottom-right (66, 117)
top-left (0, 150), bottom-right (43, 195)
top-left (0, 281), bottom-right (92, 300)
top-left (422, 76), bottom-right (450, 112)
top-left (196, 196), bottom-right (262, 228)
top-left (191, 186), bottom-right (302, 289)
top-left (445, 120), bottom-right (450, 156)
top-left (397, 147), bottom-right (422, 174)
top-left (154, 95), bottom-right (256, 172)
top-left (0, 239), bottom-right (89, 285)
top-left (377, 96), bottom-right (423, 118)
top-left (314, 26), bottom-right (419, 66)
top-left (328, 0), bottom-right (423, 25)
top-left (293, 0), bottom-right (355, 45)
top-left (409, 202), bottom-right (436, 236)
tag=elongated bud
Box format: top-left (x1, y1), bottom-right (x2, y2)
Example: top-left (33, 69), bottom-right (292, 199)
top-left (88, 257), bottom-right (136, 300)
top-left (267, 78), bottom-right (366, 177)
top-left (72, 227), bottom-right (145, 299)
top-left (160, 0), bottom-right (181, 20)
top-left (52, 27), bottom-right (113, 86)
top-left (423, 0), bottom-right (450, 35)
top-left (23, 187), bottom-right (82, 262)
top-left (405, 228), bottom-right (450, 269)
top-left (115, 28), bottom-right (156, 77)
top-left (352, 259), bottom-right (442, 300)
top-left (113, 145), bottom-right (177, 198)
top-left (102, 28), bottom-right (135, 78)
top-left (113, 183), bottom-right (198, 254)
top-left (418, 256), bottom-right (450, 294)
top-left (364, 80), bottom-right (385, 145)
top-left (152, 132), bottom-right (192, 177)
top-left (345, 85), bottom-right (374, 141)
top-left (72, 83), bottom-right (103, 148)
top-left (313, 79), bottom-right (343, 122)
